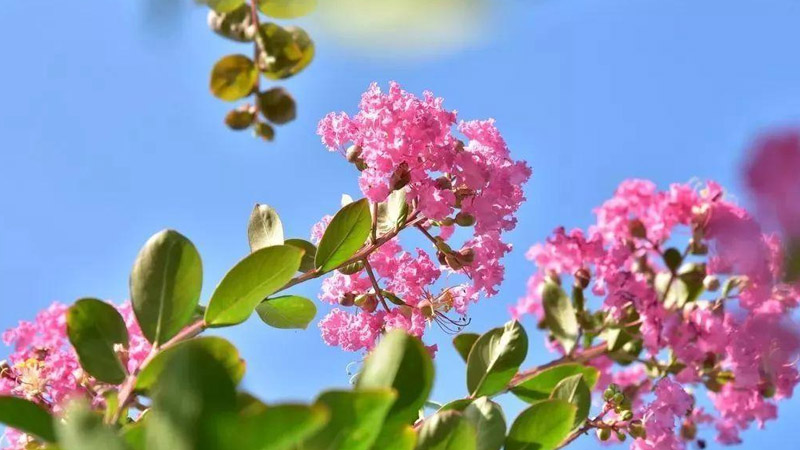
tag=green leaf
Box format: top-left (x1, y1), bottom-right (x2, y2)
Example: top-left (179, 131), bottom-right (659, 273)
top-left (452, 333), bottom-right (479, 363)
top-left (315, 198), bottom-right (371, 272)
top-left (240, 403), bottom-right (330, 450)
top-left (0, 396), bottom-right (56, 443)
top-left (257, 0), bottom-right (317, 18)
top-left (285, 238), bottom-right (317, 272)
top-left (256, 88), bottom-right (296, 125)
top-left (209, 54), bottom-right (258, 101)
top-left (415, 410), bottom-right (476, 450)
top-left (370, 424), bottom-right (417, 450)
top-left (511, 364), bottom-right (599, 403)
top-left (136, 337), bottom-right (245, 391)
top-left (248, 204), bottom-right (285, 251)
top-left (357, 330), bottom-right (434, 425)
top-left (66, 298), bottom-right (129, 384)
top-left (205, 244), bottom-right (303, 326)
top-left (505, 399), bottom-right (576, 450)
top-left (466, 321), bottom-right (528, 397)
top-left (208, 5), bottom-right (255, 42)
top-left (57, 402), bottom-right (128, 450)
top-left (225, 106), bottom-right (256, 130)
top-left (256, 295), bottom-right (316, 329)
top-left (303, 389), bottom-right (397, 450)
top-left (541, 282), bottom-right (579, 354)
top-left (550, 374), bottom-right (591, 428)
top-left (199, 0), bottom-right (245, 13)
top-left (130, 229), bottom-right (203, 344)
top-left (376, 189), bottom-right (408, 237)
top-left (122, 419), bottom-right (147, 450)
top-left (438, 399), bottom-right (473, 413)
top-left (147, 345), bottom-right (238, 450)
top-left (662, 247), bottom-right (683, 273)
top-left (462, 398), bottom-right (506, 450)
top-left (256, 23), bottom-right (314, 80)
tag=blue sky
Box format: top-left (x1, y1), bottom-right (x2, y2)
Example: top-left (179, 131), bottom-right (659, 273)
top-left (2, 0), bottom-right (800, 448)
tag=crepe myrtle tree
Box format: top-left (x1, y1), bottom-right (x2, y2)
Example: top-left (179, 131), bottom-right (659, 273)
top-left (2, 82), bottom-right (800, 450)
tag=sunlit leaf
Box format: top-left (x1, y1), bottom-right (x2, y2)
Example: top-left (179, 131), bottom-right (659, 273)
top-left (67, 298), bottom-right (129, 384)
top-left (256, 295), bottom-right (316, 329)
top-left (256, 23), bottom-right (314, 80)
top-left (248, 203), bottom-right (285, 251)
top-left (505, 399), bottom-right (576, 450)
top-left (136, 337), bottom-right (245, 391)
top-left (210, 54), bottom-right (258, 101)
top-left (315, 198), bottom-right (371, 272)
top-left (466, 321), bottom-right (528, 397)
top-left (415, 410), bottom-right (476, 450)
top-left (511, 363), bottom-right (599, 404)
top-left (257, 0), bottom-right (317, 18)
top-left (541, 282), bottom-right (579, 354)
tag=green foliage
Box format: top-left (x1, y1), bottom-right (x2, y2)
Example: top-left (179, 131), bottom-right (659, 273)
top-left (541, 282), bottom-right (579, 354)
top-left (257, 0), bottom-right (317, 18)
top-left (57, 402), bottom-right (128, 450)
top-left (550, 374), bottom-right (591, 428)
top-left (248, 203), bottom-right (285, 251)
top-left (210, 54), bottom-right (258, 101)
top-left (256, 295), bottom-right (317, 329)
top-left (452, 333), bottom-right (479, 363)
top-left (256, 88), bottom-right (296, 124)
top-left (67, 298), bottom-right (129, 384)
top-left (375, 189), bottom-right (408, 237)
top-left (357, 330), bottom-right (434, 426)
top-left (238, 402), bottom-right (329, 450)
top-left (505, 399), bottom-right (576, 450)
top-left (462, 398), bottom-right (506, 450)
top-left (284, 238), bottom-right (317, 272)
top-left (146, 345), bottom-right (238, 450)
top-left (135, 337), bottom-right (245, 391)
top-left (511, 363), bottom-right (599, 403)
top-left (199, 0), bottom-right (245, 14)
top-left (256, 23), bottom-right (314, 80)
top-left (204, 244), bottom-right (303, 326)
top-left (303, 389), bottom-right (397, 450)
top-left (415, 410), bottom-right (476, 450)
top-left (130, 229), bottom-right (203, 345)
top-left (0, 396), bottom-right (56, 443)
top-left (466, 321), bottom-right (528, 397)
top-left (208, 5), bottom-right (255, 42)
top-left (315, 198), bottom-right (372, 272)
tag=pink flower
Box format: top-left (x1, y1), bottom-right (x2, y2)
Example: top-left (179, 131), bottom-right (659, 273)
top-left (314, 83), bottom-right (530, 352)
top-left (744, 129), bottom-right (800, 236)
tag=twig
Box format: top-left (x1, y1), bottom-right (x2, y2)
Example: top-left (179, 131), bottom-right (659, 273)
top-left (363, 259), bottom-right (390, 311)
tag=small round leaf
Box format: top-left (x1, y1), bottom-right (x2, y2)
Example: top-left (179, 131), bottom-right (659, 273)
top-left (210, 54), bottom-right (258, 101)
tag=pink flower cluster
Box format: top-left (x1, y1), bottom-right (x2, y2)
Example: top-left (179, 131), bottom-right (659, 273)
top-left (745, 129), bottom-right (800, 237)
top-left (315, 82), bottom-right (531, 352)
top-left (1, 301), bottom-right (150, 449)
top-left (513, 179), bottom-right (800, 448)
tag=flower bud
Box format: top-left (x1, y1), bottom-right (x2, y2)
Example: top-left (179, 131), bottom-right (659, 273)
top-left (435, 176), bottom-right (452, 190)
top-left (346, 145), bottom-right (363, 163)
top-left (574, 267), bottom-right (591, 289)
top-left (628, 219), bottom-right (647, 239)
top-left (454, 212), bottom-right (476, 227)
top-left (680, 421), bottom-right (697, 440)
top-left (454, 139), bottom-right (465, 152)
top-left (390, 162), bottom-right (411, 190)
top-left (458, 248), bottom-right (476, 265)
top-left (339, 292), bottom-right (356, 307)
top-left (603, 388), bottom-right (615, 401)
top-left (616, 431), bottom-right (627, 442)
top-left (355, 294), bottom-right (378, 313)
top-left (759, 381), bottom-right (776, 398)
top-left (440, 217), bottom-right (455, 226)
top-left (597, 428), bottom-right (611, 441)
top-left (437, 251), bottom-right (448, 266)
top-left (703, 275), bottom-right (720, 292)
top-left (612, 392), bottom-right (625, 405)
top-left (434, 237), bottom-right (452, 253)
top-left (445, 254), bottom-right (464, 271)
top-left (621, 410), bottom-right (634, 421)
top-left (628, 420), bottom-right (646, 439)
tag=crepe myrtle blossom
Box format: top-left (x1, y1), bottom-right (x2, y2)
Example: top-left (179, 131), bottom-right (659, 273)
top-left (513, 179), bottom-right (800, 449)
top-left (1, 301), bottom-right (150, 449)
top-left (315, 82), bottom-right (531, 352)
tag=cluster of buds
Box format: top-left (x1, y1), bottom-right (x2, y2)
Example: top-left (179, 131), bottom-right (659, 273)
top-left (595, 384), bottom-right (640, 442)
top-left (433, 237), bottom-right (475, 271)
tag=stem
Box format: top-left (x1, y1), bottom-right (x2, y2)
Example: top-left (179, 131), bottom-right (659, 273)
top-left (363, 259), bottom-right (390, 311)
top-left (555, 407), bottom-right (613, 449)
top-left (110, 319), bottom-right (208, 423)
top-left (415, 223), bottom-right (439, 246)
top-left (507, 344), bottom-right (607, 390)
